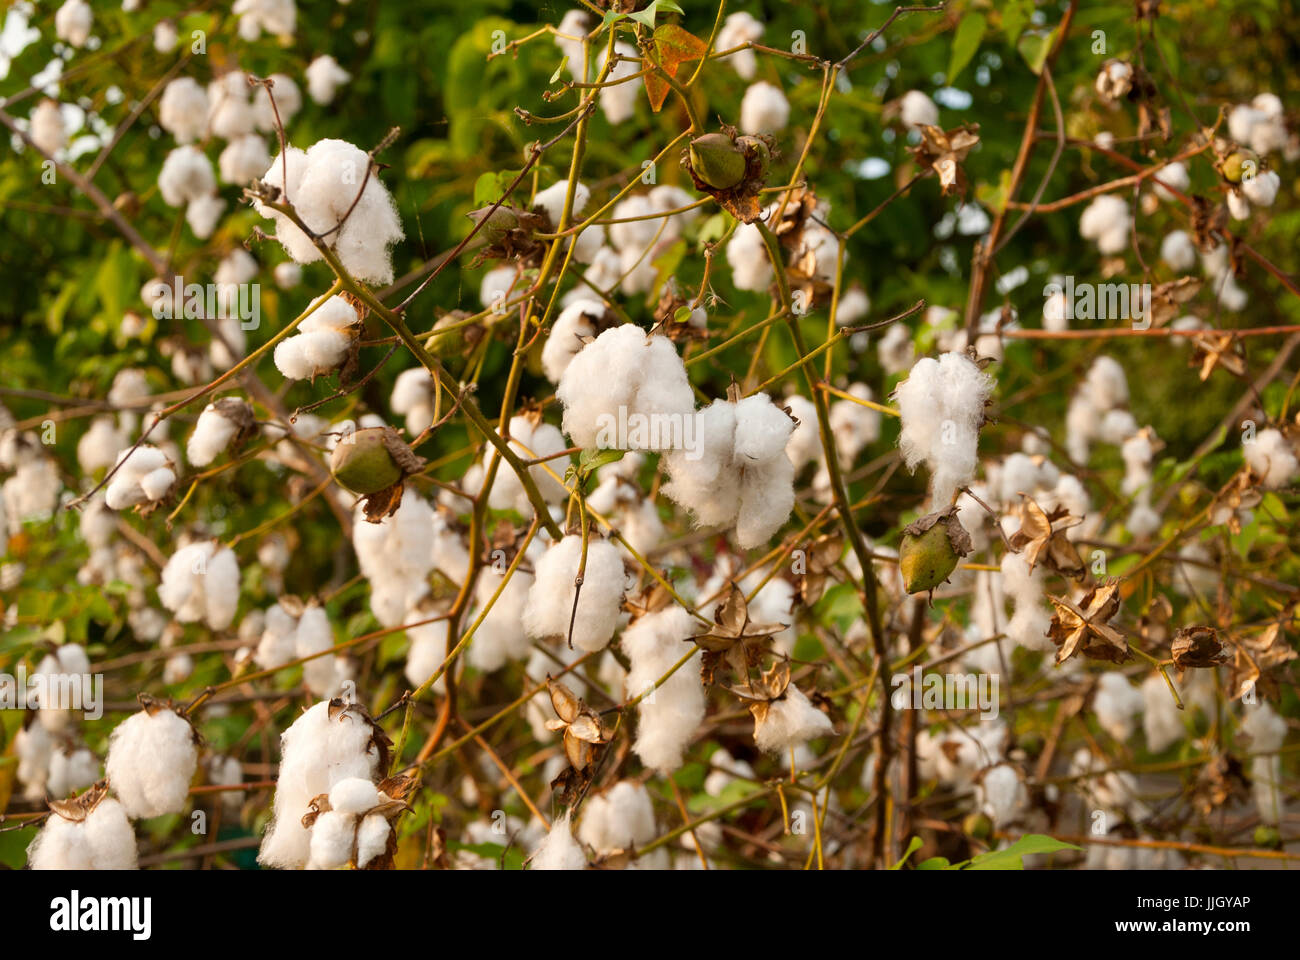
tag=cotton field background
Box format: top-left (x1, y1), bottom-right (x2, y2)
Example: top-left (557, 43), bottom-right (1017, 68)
top-left (0, 0), bottom-right (1296, 874)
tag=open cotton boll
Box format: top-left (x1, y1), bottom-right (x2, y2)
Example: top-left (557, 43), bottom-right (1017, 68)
top-left (533, 179), bottom-right (590, 229)
top-left (596, 42), bottom-right (641, 125)
top-left (77, 416), bottom-right (126, 473)
top-left (158, 146), bottom-right (216, 207)
top-left (1099, 408), bottom-right (1138, 445)
top-left (878, 323), bottom-right (916, 375)
top-left (295, 603), bottom-right (341, 698)
top-left (328, 776), bottom-right (379, 816)
top-left (783, 394), bottom-right (821, 471)
top-left (47, 747), bottom-right (99, 800)
top-left (1078, 194), bottom-right (1131, 253)
top-left (740, 81), bottom-right (790, 135)
top-left (105, 707), bottom-right (198, 819)
top-left (30, 99), bottom-right (65, 156)
top-left (523, 536), bottom-right (625, 652)
top-left (893, 352), bottom-right (995, 508)
top-left (252, 74), bottom-right (301, 131)
top-left (1151, 161), bottom-right (1189, 202)
top-left (218, 134), bottom-right (271, 185)
top-left (1160, 229), bottom-right (1196, 272)
top-left (1141, 672), bottom-right (1184, 753)
top-left (726, 221), bottom-right (772, 292)
top-left (306, 809), bottom-right (354, 869)
top-left (530, 810), bottom-right (587, 870)
top-left (187, 401), bottom-right (246, 466)
top-left (352, 493), bottom-right (436, 628)
top-left (557, 324), bottom-right (694, 450)
top-left (753, 683), bottom-right (833, 754)
top-left (579, 781), bottom-right (657, 855)
top-left (1084, 355), bottom-right (1129, 412)
top-left (1227, 190), bottom-right (1251, 221)
top-left (978, 764), bottom-right (1026, 827)
top-left (159, 78), bottom-right (208, 144)
top-left (29, 797), bottom-right (137, 870)
top-left (232, 0), bottom-right (296, 41)
top-left (354, 812), bottom-right (391, 868)
top-left (717, 11), bottom-right (763, 79)
top-left (305, 55), bottom-right (351, 105)
top-left (390, 367), bottom-right (437, 436)
top-left (403, 607), bottom-right (450, 687)
top-left (623, 605), bottom-right (705, 774)
top-left (544, 300), bottom-right (602, 383)
top-left (158, 540), bottom-right (240, 629)
top-left (274, 261), bottom-right (302, 289)
top-left (899, 89), bottom-right (939, 129)
top-left (274, 294), bottom-right (361, 380)
top-left (484, 416), bottom-right (570, 514)
top-left (55, 0), bottom-right (92, 48)
top-left (154, 19), bottom-right (178, 52)
top-left (1241, 168), bottom-right (1281, 207)
top-left (463, 567), bottom-right (533, 672)
top-left (1000, 551), bottom-right (1052, 652)
top-left (1244, 428), bottom-right (1298, 488)
top-left (104, 445), bottom-right (174, 509)
top-left (1093, 672), bottom-right (1144, 742)
top-left (258, 700), bottom-right (384, 869)
top-left (206, 72), bottom-right (256, 141)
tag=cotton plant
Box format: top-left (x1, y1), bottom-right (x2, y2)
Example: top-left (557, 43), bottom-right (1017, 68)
top-left (273, 293), bottom-right (364, 380)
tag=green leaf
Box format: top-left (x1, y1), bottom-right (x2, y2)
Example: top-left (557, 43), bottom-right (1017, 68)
top-left (917, 856), bottom-right (952, 869)
top-left (1017, 29), bottom-right (1056, 75)
top-left (966, 834), bottom-right (1080, 870)
top-left (550, 56), bottom-right (568, 85)
top-left (1001, 0), bottom-right (1032, 44)
top-left (889, 835), bottom-right (923, 869)
top-left (947, 13), bottom-right (986, 83)
top-left (578, 447), bottom-right (625, 474)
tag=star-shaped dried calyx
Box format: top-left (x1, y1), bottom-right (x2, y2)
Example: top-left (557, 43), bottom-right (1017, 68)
top-left (798, 532), bottom-right (843, 606)
top-left (1190, 753), bottom-right (1249, 818)
top-left (1047, 582), bottom-right (1131, 665)
top-left (1170, 624), bottom-right (1231, 668)
top-left (46, 780), bottom-right (111, 822)
top-left (1006, 495), bottom-right (1085, 579)
top-left (1228, 621), bottom-right (1296, 701)
top-left (623, 580), bottom-right (676, 619)
top-left (544, 677), bottom-right (606, 772)
top-left (908, 124), bottom-right (980, 197)
top-left (899, 507), bottom-right (972, 600)
top-left (727, 658), bottom-right (793, 730)
top-left (1187, 330), bottom-right (1247, 381)
top-left (1147, 277), bottom-right (1202, 328)
top-left (694, 583), bottom-right (785, 686)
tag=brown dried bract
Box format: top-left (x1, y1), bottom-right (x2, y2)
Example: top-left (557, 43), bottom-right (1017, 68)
top-left (909, 124), bottom-right (980, 197)
top-left (694, 584), bottom-right (785, 686)
top-left (1007, 495), bottom-right (1085, 578)
top-left (1047, 583), bottom-right (1130, 665)
top-left (1170, 625), bottom-right (1230, 668)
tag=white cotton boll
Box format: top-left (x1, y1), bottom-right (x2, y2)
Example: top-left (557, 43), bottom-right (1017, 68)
top-left (557, 324), bottom-right (694, 450)
top-left (184, 193), bottom-right (225, 240)
top-left (717, 11), bottom-right (763, 79)
top-left (726, 222), bottom-right (772, 291)
top-left (740, 81), bottom-right (789, 135)
top-left (1099, 408), bottom-right (1138, 445)
top-left (55, 0), bottom-right (92, 48)
top-left (978, 765), bottom-right (1025, 827)
top-left (390, 367), bottom-right (436, 436)
top-left (531, 810), bottom-right (586, 870)
top-left (28, 814), bottom-right (91, 870)
top-left (232, 0), bottom-right (297, 40)
top-left (998, 452), bottom-right (1042, 504)
top-left (899, 89), bottom-right (939, 129)
top-left (16, 724), bottom-right (54, 799)
top-left (274, 261), bottom-right (302, 289)
top-left (1244, 428), bottom-right (1298, 489)
top-left (463, 568), bottom-right (531, 673)
top-left (402, 611), bottom-right (449, 687)
top-left (484, 416), bottom-right (569, 514)
top-left (784, 394), bottom-right (821, 471)
top-left (252, 74), bottom-right (301, 131)
top-left (1228, 104), bottom-right (1263, 144)
top-left (523, 536), bottom-right (625, 652)
top-left (83, 799), bottom-right (141, 869)
top-left (623, 605), bottom-right (705, 774)
top-left (754, 684), bottom-right (833, 753)
top-left (893, 352), bottom-right (995, 508)
top-left (163, 652), bottom-right (193, 684)
top-left (570, 223), bottom-right (605, 264)
top-left (352, 493), bottom-right (436, 627)
top-left (207, 72), bottom-right (256, 141)
top-left (1141, 672), bottom-right (1184, 753)
top-left (47, 747), bottom-right (99, 799)
top-left (1001, 551), bottom-right (1052, 652)
top-left (159, 78), bottom-right (208, 144)
top-left (328, 776), bottom-right (379, 816)
top-left (1160, 229), bottom-right (1196, 272)
top-left (649, 184), bottom-right (699, 238)
top-left (30, 99), bottom-right (65, 156)
top-left (533, 179), bottom-right (590, 229)
top-left (1043, 290), bottom-right (1069, 331)
top-left (1093, 672), bottom-right (1144, 742)
top-left (1215, 272), bottom-right (1249, 311)
top-left (158, 540), bottom-right (240, 629)
top-left (1127, 501), bottom-right (1161, 537)
top-left (259, 700), bottom-right (383, 869)
top-left (1241, 701), bottom-right (1286, 753)
top-left (307, 810), bottom-right (355, 869)
top-left (105, 708), bottom-right (198, 819)
top-left (296, 604), bottom-right (339, 698)
top-left (252, 146), bottom-right (318, 264)
top-left (355, 813), bottom-right (390, 867)
top-left (877, 323), bottom-right (915, 375)
top-left (544, 300), bottom-right (601, 383)
top-left (596, 42), bottom-right (641, 125)
top-left (154, 19), bottom-right (178, 52)
top-left (1078, 194), bottom-right (1130, 248)
top-left (479, 265), bottom-right (517, 312)
top-left (579, 781), bottom-right (656, 855)
top-left (104, 445), bottom-right (169, 510)
top-left (187, 402), bottom-right (240, 466)
top-left (1152, 161), bottom-right (1189, 201)
top-left (158, 146), bottom-right (216, 207)
top-left (139, 466), bottom-right (176, 501)
top-left (77, 417), bottom-right (125, 474)
top-left (274, 294), bottom-right (359, 379)
top-left (305, 55), bottom-right (351, 105)
top-left (1084, 355), bottom-right (1128, 412)
top-left (1241, 168), bottom-right (1280, 207)
top-left (1227, 190), bottom-right (1251, 221)
top-left (79, 499), bottom-right (117, 550)
top-left (554, 11), bottom-right (590, 81)
top-left (218, 134), bottom-right (271, 185)
top-left (837, 286), bottom-right (870, 326)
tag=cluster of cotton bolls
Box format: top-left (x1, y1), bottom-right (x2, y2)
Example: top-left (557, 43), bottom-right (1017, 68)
top-left (253, 597), bottom-right (348, 697)
top-left (273, 293), bottom-right (363, 380)
top-left (27, 792), bottom-right (137, 870)
top-left (258, 700), bottom-right (384, 869)
top-left (1228, 93), bottom-right (1291, 158)
top-left (104, 445), bottom-right (175, 510)
top-left (1228, 167), bottom-right (1282, 222)
top-left (305, 777), bottom-right (395, 870)
top-left (523, 534), bottom-right (627, 652)
top-left (254, 139), bottom-right (405, 285)
top-left (1243, 427), bottom-right (1300, 489)
top-left (471, 415), bottom-right (569, 516)
top-left (556, 323), bottom-right (695, 449)
top-left (14, 643), bottom-right (99, 801)
top-left (1, 428), bottom-right (61, 536)
top-left (158, 539), bottom-right (241, 630)
top-left (622, 604), bottom-right (705, 774)
top-left (894, 351), bottom-right (995, 508)
top-left (1078, 194), bottom-right (1131, 256)
top-left (577, 781), bottom-right (668, 869)
top-left (232, 0), bottom-right (297, 41)
top-left (662, 393), bottom-right (797, 549)
top-left (187, 398), bottom-right (253, 467)
top-left (157, 144), bottom-right (224, 239)
top-left (351, 491), bottom-right (437, 628)
top-left (1064, 355), bottom-right (1135, 463)
top-left (592, 185), bottom-right (698, 296)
